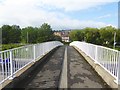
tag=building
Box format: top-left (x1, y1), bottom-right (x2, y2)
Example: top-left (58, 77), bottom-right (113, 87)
top-left (53, 31), bottom-right (62, 37)
top-left (53, 30), bottom-right (70, 42)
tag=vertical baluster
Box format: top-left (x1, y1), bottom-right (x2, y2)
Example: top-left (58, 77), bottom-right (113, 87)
top-left (17, 49), bottom-right (19, 71)
top-left (7, 52), bottom-right (10, 76)
top-left (114, 52), bottom-right (117, 77)
top-left (19, 48), bottom-right (21, 68)
top-left (113, 52), bottom-right (116, 76)
top-left (118, 52), bottom-right (120, 85)
top-left (95, 46), bottom-right (98, 63)
top-left (12, 50), bottom-right (14, 73)
top-left (33, 45), bottom-right (35, 62)
top-left (1, 53), bottom-right (4, 80)
top-left (15, 49), bottom-right (17, 71)
top-left (9, 50), bottom-right (13, 79)
top-left (4, 52), bottom-right (7, 78)
top-left (17, 49), bottom-right (20, 69)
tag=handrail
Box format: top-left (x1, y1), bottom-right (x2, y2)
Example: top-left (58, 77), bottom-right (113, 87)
top-left (70, 41), bottom-right (120, 85)
top-left (0, 41), bottom-right (63, 84)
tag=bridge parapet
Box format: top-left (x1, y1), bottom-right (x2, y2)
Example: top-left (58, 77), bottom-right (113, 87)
top-left (70, 41), bottom-right (120, 88)
top-left (0, 41), bottom-right (63, 88)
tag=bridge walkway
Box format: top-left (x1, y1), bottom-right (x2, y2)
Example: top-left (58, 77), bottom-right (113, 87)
top-left (3, 46), bottom-right (110, 89)
top-left (67, 46), bottom-right (109, 88)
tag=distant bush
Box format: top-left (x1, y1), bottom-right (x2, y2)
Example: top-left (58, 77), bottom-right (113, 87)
top-left (62, 41), bottom-right (70, 45)
top-left (115, 46), bottom-right (120, 51)
top-left (2, 44), bottom-right (25, 51)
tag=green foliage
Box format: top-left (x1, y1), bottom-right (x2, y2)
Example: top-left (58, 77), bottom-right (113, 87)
top-left (62, 41), bottom-right (70, 45)
top-left (116, 30), bottom-right (120, 45)
top-left (99, 26), bottom-right (116, 46)
top-left (2, 44), bottom-right (24, 51)
top-left (37, 23), bottom-right (53, 43)
top-left (69, 30), bottom-right (84, 41)
top-left (1, 23), bottom-right (119, 51)
top-left (2, 25), bottom-right (21, 44)
top-left (53, 35), bottom-right (62, 41)
top-left (2, 23), bottom-right (55, 45)
top-left (21, 26), bottom-right (38, 43)
top-left (1, 23), bottom-right (58, 50)
top-left (21, 23), bottom-right (54, 43)
top-left (84, 28), bottom-right (100, 44)
top-left (69, 26), bottom-right (119, 50)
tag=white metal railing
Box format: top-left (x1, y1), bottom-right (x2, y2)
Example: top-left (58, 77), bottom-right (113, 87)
top-left (70, 41), bottom-right (120, 84)
top-left (0, 41), bottom-right (63, 84)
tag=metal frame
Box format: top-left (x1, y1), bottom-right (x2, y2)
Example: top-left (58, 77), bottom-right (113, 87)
top-left (70, 41), bottom-right (120, 85)
top-left (0, 41), bottom-right (63, 84)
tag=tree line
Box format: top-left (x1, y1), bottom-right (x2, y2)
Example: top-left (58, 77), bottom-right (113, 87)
top-left (1, 23), bottom-right (60, 44)
top-left (1, 23), bottom-right (120, 49)
top-left (69, 26), bottom-right (120, 48)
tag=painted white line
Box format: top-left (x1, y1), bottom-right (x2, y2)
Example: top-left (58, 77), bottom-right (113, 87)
top-left (59, 47), bottom-right (68, 89)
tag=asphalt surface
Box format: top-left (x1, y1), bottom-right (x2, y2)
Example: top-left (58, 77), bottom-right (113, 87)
top-left (25, 46), bottom-right (65, 89)
top-left (67, 46), bottom-right (110, 89)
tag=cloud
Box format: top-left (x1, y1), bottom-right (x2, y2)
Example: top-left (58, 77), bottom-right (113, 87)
top-left (0, 0), bottom-right (118, 29)
top-left (41, 17), bottom-right (108, 29)
top-left (39, 0), bottom-right (118, 12)
top-left (98, 14), bottom-right (111, 19)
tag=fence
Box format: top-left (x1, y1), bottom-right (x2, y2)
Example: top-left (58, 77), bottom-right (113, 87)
top-left (0, 41), bottom-right (63, 84)
top-left (70, 41), bottom-right (120, 84)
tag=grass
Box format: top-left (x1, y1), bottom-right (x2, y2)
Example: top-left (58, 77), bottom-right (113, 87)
top-left (1, 43), bottom-right (25, 51)
top-left (104, 45), bottom-right (120, 51)
top-left (115, 46), bottom-right (120, 51)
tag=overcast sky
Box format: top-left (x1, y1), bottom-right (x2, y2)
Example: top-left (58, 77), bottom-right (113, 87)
top-left (0, 0), bottom-right (119, 30)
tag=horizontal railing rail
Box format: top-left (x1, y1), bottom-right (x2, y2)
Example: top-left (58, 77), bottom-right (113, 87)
top-left (70, 41), bottom-right (120, 85)
top-left (0, 41), bottom-right (63, 84)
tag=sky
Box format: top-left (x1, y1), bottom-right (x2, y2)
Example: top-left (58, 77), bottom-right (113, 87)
top-left (0, 0), bottom-right (119, 30)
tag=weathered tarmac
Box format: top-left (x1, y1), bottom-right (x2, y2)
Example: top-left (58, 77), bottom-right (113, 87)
top-left (25, 46), bottom-right (65, 89)
top-left (67, 46), bottom-right (110, 89)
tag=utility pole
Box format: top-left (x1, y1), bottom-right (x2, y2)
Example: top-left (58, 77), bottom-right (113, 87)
top-left (114, 32), bottom-right (116, 49)
top-left (27, 32), bottom-right (29, 44)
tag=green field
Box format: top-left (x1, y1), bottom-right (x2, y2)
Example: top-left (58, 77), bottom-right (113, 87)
top-left (115, 47), bottom-right (120, 51)
top-left (1, 43), bottom-right (25, 51)
top-left (1, 43), bottom-right (120, 51)
top-left (108, 46), bottom-right (120, 51)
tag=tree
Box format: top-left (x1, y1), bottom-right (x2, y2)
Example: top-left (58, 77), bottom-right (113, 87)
top-left (116, 29), bottom-right (120, 45)
top-left (21, 26), bottom-right (38, 43)
top-left (37, 23), bottom-right (53, 42)
top-left (2, 25), bottom-right (12, 44)
top-left (53, 35), bottom-right (62, 41)
top-left (69, 30), bottom-right (84, 41)
top-left (99, 26), bottom-right (116, 46)
top-left (10, 25), bottom-right (21, 43)
top-left (21, 23), bottom-right (54, 43)
top-left (84, 27), bottom-right (100, 44)
top-left (2, 25), bottom-right (21, 44)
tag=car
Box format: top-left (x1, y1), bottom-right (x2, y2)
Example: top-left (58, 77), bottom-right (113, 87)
top-left (0, 58), bottom-right (16, 72)
top-left (0, 58), bottom-right (10, 64)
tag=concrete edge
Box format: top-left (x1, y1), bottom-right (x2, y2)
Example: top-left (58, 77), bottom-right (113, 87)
top-left (1, 46), bottom-right (60, 89)
top-left (71, 45), bottom-right (118, 89)
top-left (59, 47), bottom-right (68, 88)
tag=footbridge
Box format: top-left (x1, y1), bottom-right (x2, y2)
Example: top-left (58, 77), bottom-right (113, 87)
top-left (0, 41), bottom-right (119, 89)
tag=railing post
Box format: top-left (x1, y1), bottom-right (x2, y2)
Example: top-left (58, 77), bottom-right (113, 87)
top-left (43, 43), bottom-right (45, 55)
top-left (33, 45), bottom-right (36, 62)
top-left (95, 45), bottom-right (98, 64)
top-left (118, 52), bottom-right (120, 85)
top-left (9, 50), bottom-right (13, 79)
